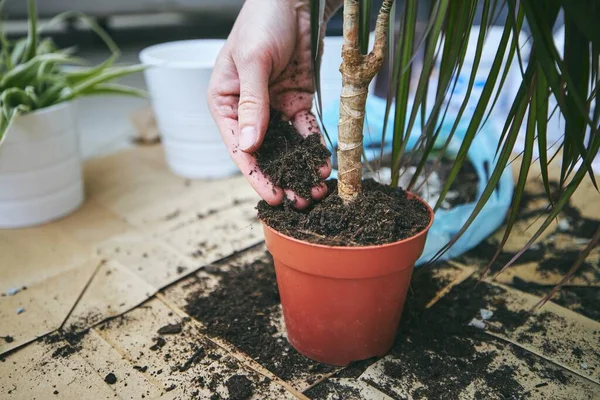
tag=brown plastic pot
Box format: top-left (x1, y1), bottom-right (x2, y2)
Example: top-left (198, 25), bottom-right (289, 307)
top-left (263, 193), bottom-right (434, 366)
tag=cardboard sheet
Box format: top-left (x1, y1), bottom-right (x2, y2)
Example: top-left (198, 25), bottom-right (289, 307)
top-left (1, 145), bottom-right (261, 354)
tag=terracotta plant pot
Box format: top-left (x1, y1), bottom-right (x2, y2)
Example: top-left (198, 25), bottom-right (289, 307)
top-left (263, 194), bottom-right (434, 366)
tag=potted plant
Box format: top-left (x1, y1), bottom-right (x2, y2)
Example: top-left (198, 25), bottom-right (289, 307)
top-left (253, 0), bottom-right (599, 366)
top-left (0, 0), bottom-right (144, 228)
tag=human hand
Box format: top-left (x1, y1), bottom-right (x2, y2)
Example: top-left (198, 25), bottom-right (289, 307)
top-left (207, 0), bottom-right (333, 209)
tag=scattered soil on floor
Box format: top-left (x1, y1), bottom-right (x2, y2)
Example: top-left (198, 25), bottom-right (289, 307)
top-left (258, 179), bottom-right (431, 246)
top-left (511, 277), bottom-right (600, 322)
top-left (43, 325), bottom-right (91, 359)
top-left (304, 381), bottom-right (363, 399)
top-left (184, 253), bottom-right (335, 381)
top-left (254, 110), bottom-right (331, 199)
top-left (310, 265), bottom-right (583, 399)
top-left (185, 252), bottom-right (578, 399)
top-left (225, 375), bottom-right (254, 400)
top-left (459, 180), bottom-right (599, 282)
top-left (365, 271), bottom-right (572, 399)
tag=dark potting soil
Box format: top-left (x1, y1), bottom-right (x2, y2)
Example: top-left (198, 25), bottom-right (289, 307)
top-left (364, 271), bottom-right (570, 400)
top-left (253, 111), bottom-right (331, 199)
top-left (225, 374), bottom-right (254, 400)
top-left (104, 372), bottom-right (117, 384)
top-left (184, 254), bottom-right (335, 381)
top-left (43, 325), bottom-right (91, 359)
top-left (2, 335), bottom-right (14, 343)
top-left (157, 323), bottom-right (183, 335)
top-left (257, 179), bottom-right (431, 246)
top-left (512, 277), bottom-right (600, 322)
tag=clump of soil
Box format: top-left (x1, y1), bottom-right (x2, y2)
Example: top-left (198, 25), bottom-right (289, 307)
top-left (225, 375), bottom-right (253, 400)
top-left (157, 323), bottom-right (183, 335)
top-left (253, 111), bottom-right (331, 199)
top-left (104, 372), bottom-right (117, 384)
top-left (257, 179), bottom-right (431, 246)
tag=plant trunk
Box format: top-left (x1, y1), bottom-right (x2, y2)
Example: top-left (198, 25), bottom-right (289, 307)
top-left (337, 0), bottom-right (393, 203)
top-left (337, 78), bottom-right (370, 202)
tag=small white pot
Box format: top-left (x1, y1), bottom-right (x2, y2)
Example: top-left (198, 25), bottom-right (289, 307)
top-left (0, 102), bottom-right (84, 228)
top-left (140, 39), bottom-right (239, 179)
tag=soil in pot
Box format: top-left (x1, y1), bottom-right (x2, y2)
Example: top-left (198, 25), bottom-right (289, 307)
top-left (258, 179), bottom-right (431, 246)
top-left (254, 112), bottom-right (431, 246)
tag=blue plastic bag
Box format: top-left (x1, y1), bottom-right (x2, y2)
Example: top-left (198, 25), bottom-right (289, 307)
top-left (321, 96), bottom-right (514, 265)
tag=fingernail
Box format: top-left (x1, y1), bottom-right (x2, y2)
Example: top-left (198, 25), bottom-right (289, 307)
top-left (239, 126), bottom-right (258, 151)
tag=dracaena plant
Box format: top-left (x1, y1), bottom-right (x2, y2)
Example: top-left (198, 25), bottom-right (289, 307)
top-left (0, 0), bottom-right (145, 142)
top-left (311, 0), bottom-right (599, 307)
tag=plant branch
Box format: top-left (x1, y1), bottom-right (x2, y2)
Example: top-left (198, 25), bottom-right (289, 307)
top-left (337, 0), bottom-right (394, 203)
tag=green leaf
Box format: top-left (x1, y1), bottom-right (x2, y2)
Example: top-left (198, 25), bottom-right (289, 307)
top-left (482, 77), bottom-right (537, 279)
top-left (429, 80), bottom-right (531, 265)
top-left (0, 53), bottom-right (84, 89)
top-left (59, 64), bottom-right (146, 101)
top-left (535, 68), bottom-right (552, 202)
top-left (433, 10), bottom-right (527, 210)
top-left (37, 83), bottom-right (68, 108)
top-left (39, 11), bottom-right (120, 56)
top-left (10, 39), bottom-right (27, 67)
top-left (79, 83), bottom-right (147, 98)
top-left (309, 0), bottom-right (332, 148)
top-left (64, 54), bottom-right (117, 85)
top-left (1, 87), bottom-right (36, 108)
top-left (410, 0), bottom-right (492, 191)
top-left (23, 0), bottom-right (38, 63)
top-left (359, 0), bottom-right (372, 54)
top-left (389, 0), bottom-right (418, 186)
top-left (401, 0), bottom-right (477, 189)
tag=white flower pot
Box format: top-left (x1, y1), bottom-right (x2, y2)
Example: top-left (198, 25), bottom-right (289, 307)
top-left (0, 102), bottom-right (84, 228)
top-left (140, 39), bottom-right (239, 179)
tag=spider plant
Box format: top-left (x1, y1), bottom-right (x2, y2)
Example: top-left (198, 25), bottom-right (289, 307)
top-left (310, 0), bottom-right (599, 306)
top-left (0, 0), bottom-right (145, 143)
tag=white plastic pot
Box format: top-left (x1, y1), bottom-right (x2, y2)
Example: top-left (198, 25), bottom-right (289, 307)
top-left (0, 102), bottom-right (84, 228)
top-left (140, 39), bottom-right (239, 179)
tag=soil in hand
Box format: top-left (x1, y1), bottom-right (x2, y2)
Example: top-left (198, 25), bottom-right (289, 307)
top-left (257, 179), bottom-right (431, 246)
top-left (253, 110), bottom-right (331, 199)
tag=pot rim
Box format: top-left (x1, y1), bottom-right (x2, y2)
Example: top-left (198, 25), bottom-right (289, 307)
top-left (139, 39), bottom-right (226, 69)
top-left (19, 101), bottom-right (72, 117)
top-left (262, 191), bottom-right (435, 251)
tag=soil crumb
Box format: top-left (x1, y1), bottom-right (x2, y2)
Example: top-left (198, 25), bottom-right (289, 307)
top-left (104, 372), bottom-right (117, 384)
top-left (253, 110), bottom-right (331, 199)
top-left (225, 375), bottom-right (253, 400)
top-left (257, 179), bottom-right (431, 246)
top-left (2, 335), bottom-right (14, 343)
top-left (157, 323), bottom-right (182, 335)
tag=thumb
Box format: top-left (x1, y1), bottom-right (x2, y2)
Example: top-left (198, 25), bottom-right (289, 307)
top-left (236, 57), bottom-right (270, 153)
